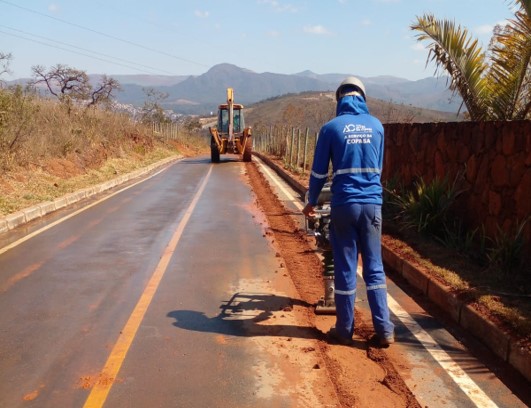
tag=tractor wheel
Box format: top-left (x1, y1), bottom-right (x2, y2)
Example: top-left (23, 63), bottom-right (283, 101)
top-left (242, 140), bottom-right (252, 162)
top-left (211, 137), bottom-right (220, 163)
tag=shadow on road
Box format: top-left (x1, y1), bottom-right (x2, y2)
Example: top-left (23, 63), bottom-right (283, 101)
top-left (167, 292), bottom-right (330, 342)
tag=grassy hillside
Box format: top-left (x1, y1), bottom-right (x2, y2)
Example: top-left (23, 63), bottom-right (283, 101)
top-left (245, 91), bottom-right (462, 136)
top-left (0, 88), bottom-right (209, 216)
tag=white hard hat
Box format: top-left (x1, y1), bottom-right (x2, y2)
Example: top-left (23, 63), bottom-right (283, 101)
top-left (336, 76), bottom-right (366, 101)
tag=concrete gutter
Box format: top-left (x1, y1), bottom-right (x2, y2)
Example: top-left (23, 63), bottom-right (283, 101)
top-left (253, 152), bottom-right (531, 384)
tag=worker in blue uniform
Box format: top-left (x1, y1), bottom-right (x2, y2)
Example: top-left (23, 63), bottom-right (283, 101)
top-left (302, 77), bottom-right (395, 346)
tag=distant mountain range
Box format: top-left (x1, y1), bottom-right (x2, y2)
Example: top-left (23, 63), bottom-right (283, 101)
top-left (10, 63), bottom-right (463, 116)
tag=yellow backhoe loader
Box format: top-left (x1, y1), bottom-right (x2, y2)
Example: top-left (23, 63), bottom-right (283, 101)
top-left (209, 88), bottom-right (252, 163)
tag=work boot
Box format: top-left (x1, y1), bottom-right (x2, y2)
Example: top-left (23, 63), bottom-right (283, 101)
top-left (371, 333), bottom-right (394, 348)
top-left (327, 327), bottom-right (353, 346)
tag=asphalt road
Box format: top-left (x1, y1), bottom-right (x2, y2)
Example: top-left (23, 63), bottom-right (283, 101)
top-left (0, 155), bottom-right (528, 408)
top-left (0, 156), bottom-right (331, 407)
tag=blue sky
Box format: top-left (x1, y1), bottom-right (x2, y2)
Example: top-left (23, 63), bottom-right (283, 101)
top-left (0, 0), bottom-right (515, 81)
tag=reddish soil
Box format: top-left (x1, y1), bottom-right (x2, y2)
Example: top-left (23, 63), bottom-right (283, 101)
top-left (256, 156), bottom-right (530, 348)
top-left (245, 162), bottom-right (420, 408)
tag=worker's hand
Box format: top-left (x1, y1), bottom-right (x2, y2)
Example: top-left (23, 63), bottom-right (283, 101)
top-left (302, 203), bottom-right (316, 218)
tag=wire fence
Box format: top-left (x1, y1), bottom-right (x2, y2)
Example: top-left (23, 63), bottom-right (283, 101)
top-left (253, 125), bottom-right (319, 176)
top-left (151, 122), bottom-right (186, 142)
top-left (151, 121), bottom-right (320, 176)
top-left (150, 122), bottom-right (213, 152)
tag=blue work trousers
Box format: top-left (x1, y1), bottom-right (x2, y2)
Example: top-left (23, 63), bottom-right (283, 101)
top-left (330, 203), bottom-right (394, 339)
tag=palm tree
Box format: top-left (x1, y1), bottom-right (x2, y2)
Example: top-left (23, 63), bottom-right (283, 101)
top-left (411, 0), bottom-right (531, 121)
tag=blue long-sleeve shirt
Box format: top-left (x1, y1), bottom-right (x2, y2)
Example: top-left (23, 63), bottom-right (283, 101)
top-left (308, 95), bottom-right (384, 207)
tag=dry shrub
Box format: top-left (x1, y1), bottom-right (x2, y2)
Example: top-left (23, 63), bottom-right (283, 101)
top-left (0, 86), bottom-right (209, 215)
top-left (0, 87), bottom-right (161, 171)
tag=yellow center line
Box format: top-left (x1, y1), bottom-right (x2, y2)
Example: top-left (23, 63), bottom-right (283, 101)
top-left (83, 166), bottom-right (213, 408)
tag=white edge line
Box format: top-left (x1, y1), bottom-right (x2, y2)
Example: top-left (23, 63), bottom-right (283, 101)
top-left (0, 166), bottom-right (169, 256)
top-left (356, 269), bottom-right (499, 408)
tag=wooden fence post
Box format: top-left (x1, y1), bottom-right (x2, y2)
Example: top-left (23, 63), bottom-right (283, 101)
top-left (303, 128), bottom-right (309, 174)
top-left (296, 128), bottom-right (301, 171)
top-left (289, 128), bottom-right (295, 167)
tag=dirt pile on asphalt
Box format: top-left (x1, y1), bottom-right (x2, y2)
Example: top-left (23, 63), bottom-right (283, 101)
top-left (245, 162), bottom-right (421, 408)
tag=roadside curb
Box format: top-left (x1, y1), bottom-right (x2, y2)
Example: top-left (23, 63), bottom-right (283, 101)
top-left (254, 152), bottom-right (531, 383)
top-left (0, 156), bottom-right (180, 234)
top-left (253, 152), bottom-right (306, 199)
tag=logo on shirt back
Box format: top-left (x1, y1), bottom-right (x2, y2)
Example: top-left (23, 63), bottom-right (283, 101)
top-left (343, 123), bottom-right (373, 144)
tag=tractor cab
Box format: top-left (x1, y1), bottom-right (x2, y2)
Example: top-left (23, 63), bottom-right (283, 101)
top-left (217, 103), bottom-right (245, 134)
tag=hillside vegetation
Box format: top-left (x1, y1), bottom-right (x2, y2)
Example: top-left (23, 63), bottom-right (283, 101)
top-left (245, 91), bottom-right (462, 136)
top-left (0, 88), bottom-right (208, 216)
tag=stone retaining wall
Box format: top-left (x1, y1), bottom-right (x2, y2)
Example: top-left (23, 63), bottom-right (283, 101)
top-left (382, 120), bottom-right (530, 261)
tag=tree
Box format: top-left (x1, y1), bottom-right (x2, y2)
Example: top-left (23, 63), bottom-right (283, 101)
top-left (30, 65), bottom-right (121, 111)
top-left (140, 87), bottom-right (170, 124)
top-left (411, 0), bottom-right (531, 121)
top-left (87, 75), bottom-right (121, 108)
top-left (31, 64), bottom-right (91, 107)
top-left (0, 52), bottom-right (13, 85)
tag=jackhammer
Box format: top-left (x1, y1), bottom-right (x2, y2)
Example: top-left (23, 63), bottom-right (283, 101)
top-left (305, 183), bottom-right (336, 315)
